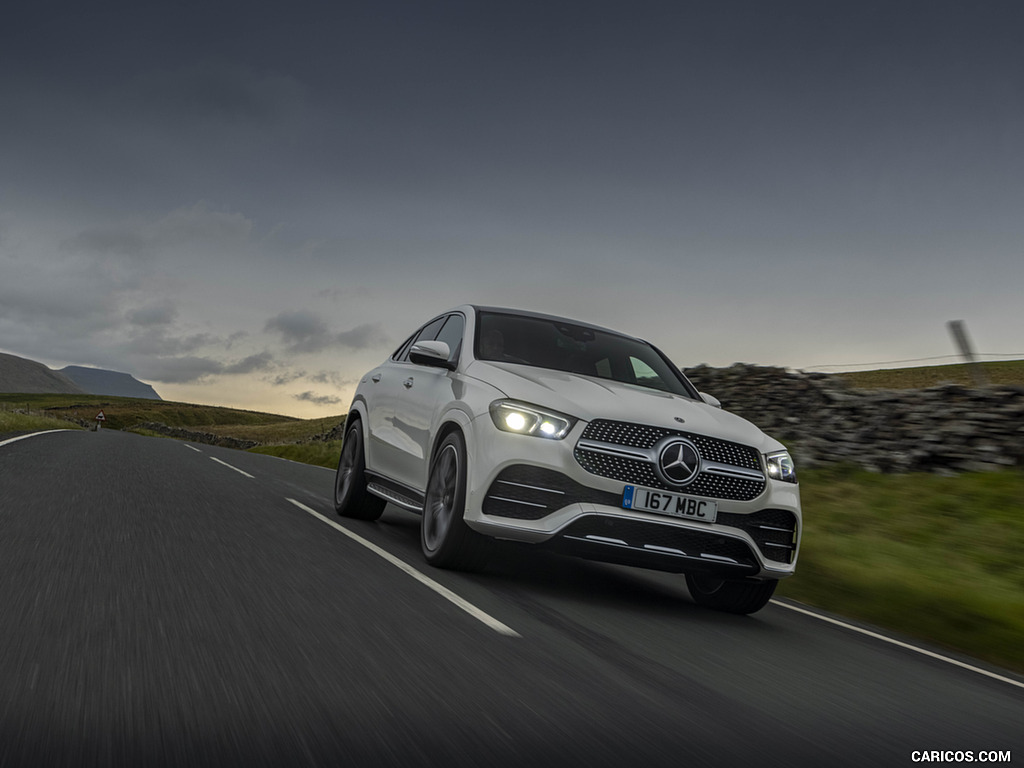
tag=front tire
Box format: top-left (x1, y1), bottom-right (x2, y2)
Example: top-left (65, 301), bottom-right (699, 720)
top-left (334, 419), bottom-right (386, 521)
top-left (420, 431), bottom-right (489, 571)
top-left (685, 573), bottom-right (777, 615)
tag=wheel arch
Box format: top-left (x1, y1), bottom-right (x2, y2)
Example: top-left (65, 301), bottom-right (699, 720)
top-left (344, 398), bottom-right (372, 465)
top-left (428, 407), bottom-right (473, 474)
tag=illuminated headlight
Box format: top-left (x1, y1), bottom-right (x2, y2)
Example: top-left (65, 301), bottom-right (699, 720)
top-left (765, 451), bottom-right (797, 483)
top-left (489, 400), bottom-right (575, 440)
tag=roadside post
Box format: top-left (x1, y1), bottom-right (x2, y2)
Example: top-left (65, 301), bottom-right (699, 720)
top-left (947, 320), bottom-right (990, 386)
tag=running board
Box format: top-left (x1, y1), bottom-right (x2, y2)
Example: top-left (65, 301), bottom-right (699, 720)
top-left (366, 482), bottom-right (424, 512)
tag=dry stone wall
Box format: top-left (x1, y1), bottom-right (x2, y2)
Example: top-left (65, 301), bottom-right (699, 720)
top-left (135, 422), bottom-right (259, 450)
top-left (683, 364), bottom-right (1024, 474)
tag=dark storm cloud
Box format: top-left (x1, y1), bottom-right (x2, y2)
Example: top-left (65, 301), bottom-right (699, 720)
top-left (126, 301), bottom-right (178, 327)
top-left (293, 391), bottom-right (342, 406)
top-left (141, 356), bottom-right (226, 384)
top-left (307, 371), bottom-right (357, 389)
top-left (63, 229), bottom-right (150, 258)
top-left (223, 352), bottom-right (275, 375)
top-left (64, 205), bottom-right (254, 258)
top-left (121, 63), bottom-right (306, 125)
top-left (265, 311), bottom-right (388, 354)
top-left (336, 323), bottom-right (389, 351)
top-left (268, 370), bottom-right (307, 386)
top-left (123, 329), bottom-right (216, 357)
top-left (140, 351), bottom-right (275, 383)
top-left (265, 311), bottom-right (331, 353)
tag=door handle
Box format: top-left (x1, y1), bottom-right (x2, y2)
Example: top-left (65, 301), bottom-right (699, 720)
top-left (371, 374), bottom-right (381, 383)
top-left (403, 378), bottom-right (414, 389)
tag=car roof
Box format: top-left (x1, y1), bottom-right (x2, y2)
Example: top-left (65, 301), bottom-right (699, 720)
top-left (467, 305), bottom-right (636, 340)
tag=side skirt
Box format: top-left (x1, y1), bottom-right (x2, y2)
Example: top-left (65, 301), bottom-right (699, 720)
top-left (365, 472), bottom-right (425, 513)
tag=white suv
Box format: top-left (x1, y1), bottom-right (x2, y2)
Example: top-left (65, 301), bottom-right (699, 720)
top-left (334, 306), bottom-right (801, 614)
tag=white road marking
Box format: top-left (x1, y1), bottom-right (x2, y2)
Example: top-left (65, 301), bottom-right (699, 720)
top-left (286, 498), bottom-right (521, 638)
top-left (184, 444), bottom-right (202, 453)
top-left (0, 429), bottom-right (74, 449)
top-left (771, 599), bottom-right (1024, 690)
top-left (210, 456), bottom-right (254, 478)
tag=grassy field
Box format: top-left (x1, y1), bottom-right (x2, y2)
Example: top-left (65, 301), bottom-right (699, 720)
top-left (0, 407), bottom-right (87, 436)
top-left (838, 359), bottom-right (1024, 389)
top-left (779, 466), bottom-right (1024, 674)
top-left (249, 440), bottom-right (343, 469)
top-left (0, 393), bottom-right (302, 433)
top-left (204, 417), bottom-right (344, 444)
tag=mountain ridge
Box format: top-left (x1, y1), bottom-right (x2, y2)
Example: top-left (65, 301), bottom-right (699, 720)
top-left (0, 352), bottom-right (161, 400)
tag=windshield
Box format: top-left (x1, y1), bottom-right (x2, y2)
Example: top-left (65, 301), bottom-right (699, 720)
top-left (474, 311), bottom-right (697, 398)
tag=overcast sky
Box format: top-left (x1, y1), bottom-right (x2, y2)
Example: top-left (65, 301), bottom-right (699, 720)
top-left (2, 1), bottom-right (1022, 417)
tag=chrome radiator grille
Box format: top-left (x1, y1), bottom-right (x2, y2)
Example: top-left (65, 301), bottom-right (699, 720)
top-left (574, 419), bottom-right (767, 502)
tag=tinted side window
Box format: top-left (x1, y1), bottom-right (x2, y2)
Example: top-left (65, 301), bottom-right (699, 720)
top-left (397, 316), bottom-right (447, 362)
top-left (391, 332), bottom-right (417, 361)
top-left (433, 314), bottom-right (465, 362)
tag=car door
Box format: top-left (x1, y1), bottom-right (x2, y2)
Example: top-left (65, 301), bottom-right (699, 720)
top-left (365, 316), bottom-right (447, 485)
top-left (388, 312), bottom-right (465, 492)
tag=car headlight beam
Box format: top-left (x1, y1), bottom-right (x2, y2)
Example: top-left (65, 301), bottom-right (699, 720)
top-left (489, 401), bottom-right (575, 440)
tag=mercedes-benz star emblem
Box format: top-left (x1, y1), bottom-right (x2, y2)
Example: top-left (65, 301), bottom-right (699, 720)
top-left (656, 438), bottom-right (701, 487)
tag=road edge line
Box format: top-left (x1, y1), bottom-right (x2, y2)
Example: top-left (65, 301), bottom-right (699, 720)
top-left (770, 599), bottom-right (1024, 690)
top-left (286, 498), bottom-right (520, 638)
top-left (0, 429), bottom-right (75, 449)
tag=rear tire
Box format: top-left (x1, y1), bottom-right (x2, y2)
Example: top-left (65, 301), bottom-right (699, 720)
top-left (685, 573), bottom-right (777, 615)
top-left (334, 419), bottom-right (386, 521)
top-left (420, 431), bottom-right (489, 571)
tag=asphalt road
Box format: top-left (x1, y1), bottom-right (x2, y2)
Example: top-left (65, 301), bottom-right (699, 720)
top-left (1, 429), bottom-right (1021, 767)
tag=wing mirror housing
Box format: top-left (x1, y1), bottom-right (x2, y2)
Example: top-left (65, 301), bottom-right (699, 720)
top-left (699, 392), bottom-right (722, 408)
top-left (409, 340), bottom-right (455, 370)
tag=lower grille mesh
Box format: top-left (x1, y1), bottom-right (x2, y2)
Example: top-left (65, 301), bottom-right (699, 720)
top-left (558, 516), bottom-right (756, 566)
top-left (484, 465), bottom-right (797, 564)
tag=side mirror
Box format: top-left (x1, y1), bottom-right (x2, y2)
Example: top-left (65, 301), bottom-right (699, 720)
top-left (409, 340), bottom-right (455, 370)
top-left (699, 392), bottom-right (722, 409)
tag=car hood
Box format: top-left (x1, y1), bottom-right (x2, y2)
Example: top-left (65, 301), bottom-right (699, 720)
top-left (465, 361), bottom-right (784, 453)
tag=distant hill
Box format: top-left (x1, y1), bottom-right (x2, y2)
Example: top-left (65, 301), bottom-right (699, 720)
top-left (0, 353), bottom-right (86, 394)
top-left (59, 366), bottom-right (162, 400)
top-left (0, 352), bottom-right (162, 400)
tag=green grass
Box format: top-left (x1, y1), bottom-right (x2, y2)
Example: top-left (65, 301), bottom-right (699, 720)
top-left (839, 359), bottom-right (1024, 389)
top-left (0, 407), bottom-right (86, 435)
top-left (778, 465), bottom-right (1024, 673)
top-left (248, 440), bottom-right (343, 469)
top-left (205, 417), bottom-right (344, 444)
top-left (0, 393), bottom-right (302, 433)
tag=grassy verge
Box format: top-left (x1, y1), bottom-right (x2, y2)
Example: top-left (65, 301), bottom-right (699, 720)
top-left (777, 465), bottom-right (1024, 673)
top-left (0, 408), bottom-right (86, 435)
top-left (248, 440), bottom-right (343, 470)
top-left (206, 418), bottom-right (344, 444)
top-left (838, 359), bottom-right (1024, 389)
top-left (0, 393), bottom-right (301, 432)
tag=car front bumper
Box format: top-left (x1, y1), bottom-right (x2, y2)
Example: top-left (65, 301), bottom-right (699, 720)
top-left (462, 420), bottom-right (802, 580)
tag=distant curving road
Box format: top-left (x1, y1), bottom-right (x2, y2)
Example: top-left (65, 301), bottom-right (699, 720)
top-left (1, 429), bottom-right (1021, 767)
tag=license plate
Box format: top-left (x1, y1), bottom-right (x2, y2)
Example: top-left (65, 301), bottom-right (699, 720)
top-left (622, 485), bottom-right (718, 523)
